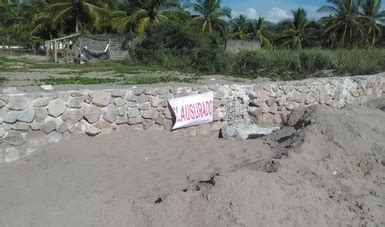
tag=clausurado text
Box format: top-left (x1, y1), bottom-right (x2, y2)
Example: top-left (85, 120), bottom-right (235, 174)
top-left (168, 93), bottom-right (214, 129)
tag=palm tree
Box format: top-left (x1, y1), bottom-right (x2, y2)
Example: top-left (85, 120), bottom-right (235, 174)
top-left (360, 0), bottom-right (385, 47)
top-left (46, 0), bottom-right (108, 33)
top-left (192, 0), bottom-right (231, 34)
top-left (250, 17), bottom-right (273, 49)
top-left (279, 8), bottom-right (310, 50)
top-left (111, 0), bottom-right (184, 35)
top-left (0, 0), bottom-right (34, 44)
top-left (231, 15), bottom-right (250, 40)
top-left (318, 0), bottom-right (365, 48)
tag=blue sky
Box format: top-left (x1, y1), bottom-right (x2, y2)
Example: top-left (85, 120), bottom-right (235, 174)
top-left (223, 0), bottom-right (385, 23)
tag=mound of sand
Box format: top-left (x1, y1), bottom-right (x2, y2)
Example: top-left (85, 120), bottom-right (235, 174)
top-left (130, 104), bottom-right (385, 226)
top-left (0, 103), bottom-right (384, 226)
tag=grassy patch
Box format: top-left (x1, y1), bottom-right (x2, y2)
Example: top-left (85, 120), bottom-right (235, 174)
top-left (122, 75), bottom-right (198, 84)
top-left (36, 76), bottom-right (119, 85)
top-left (0, 76), bottom-right (8, 85)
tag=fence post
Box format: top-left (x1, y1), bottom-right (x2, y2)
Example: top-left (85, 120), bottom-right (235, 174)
top-left (54, 40), bottom-right (57, 63)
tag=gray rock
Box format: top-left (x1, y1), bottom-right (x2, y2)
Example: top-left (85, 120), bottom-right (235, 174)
top-left (126, 94), bottom-right (137, 102)
top-left (1, 131), bottom-right (25, 146)
top-left (0, 100), bottom-right (5, 109)
top-left (138, 103), bottom-right (150, 110)
top-left (0, 111), bottom-right (17, 123)
top-left (236, 124), bottom-right (279, 140)
top-left (164, 108), bottom-right (173, 119)
top-left (85, 123), bottom-right (101, 136)
top-left (84, 94), bottom-right (92, 103)
top-left (128, 116), bottom-right (144, 125)
top-left (111, 90), bottom-right (126, 97)
top-left (158, 87), bottom-right (170, 95)
top-left (118, 105), bottom-right (127, 116)
top-left (164, 119), bottom-right (173, 130)
top-left (12, 122), bottom-right (30, 131)
top-left (33, 98), bottom-right (49, 107)
top-left (48, 99), bottom-right (66, 117)
top-left (71, 92), bottom-right (84, 97)
top-left (132, 87), bottom-right (144, 95)
top-left (142, 109), bottom-right (158, 120)
top-left (62, 109), bottom-right (83, 124)
top-left (0, 95), bottom-right (9, 104)
top-left (113, 98), bottom-right (126, 107)
top-left (48, 131), bottom-right (62, 143)
top-left (56, 122), bottom-right (69, 133)
top-left (83, 105), bottom-right (101, 123)
top-left (7, 96), bottom-right (29, 110)
top-left (116, 116), bottom-right (128, 125)
top-left (59, 93), bottom-right (70, 102)
top-left (199, 86), bottom-right (209, 93)
top-left (45, 93), bottom-right (58, 100)
top-left (0, 149), bottom-right (3, 164)
top-left (127, 101), bottom-right (136, 107)
top-left (137, 94), bottom-right (149, 104)
top-left (155, 115), bottom-right (165, 125)
top-left (16, 108), bottom-right (35, 123)
top-left (67, 97), bottom-right (84, 108)
top-left (25, 131), bottom-right (50, 147)
top-left (0, 127), bottom-right (6, 137)
top-left (92, 91), bottom-right (111, 107)
top-left (127, 108), bottom-right (140, 118)
top-left (102, 104), bottom-right (119, 123)
top-left (34, 107), bottom-right (47, 122)
top-left (150, 97), bottom-right (164, 107)
top-left (40, 121), bottom-right (57, 134)
top-left (221, 126), bottom-right (237, 139)
top-left (160, 93), bottom-right (173, 99)
top-left (215, 91), bottom-right (225, 100)
top-left (4, 147), bottom-right (20, 163)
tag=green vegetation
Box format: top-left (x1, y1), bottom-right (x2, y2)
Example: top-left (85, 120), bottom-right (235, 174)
top-left (1, 0), bottom-right (385, 84)
top-left (122, 75), bottom-right (198, 84)
top-left (0, 76), bottom-right (7, 85)
top-left (35, 74), bottom-right (198, 85)
top-left (36, 76), bottom-right (119, 85)
top-left (1, 0), bottom-right (385, 49)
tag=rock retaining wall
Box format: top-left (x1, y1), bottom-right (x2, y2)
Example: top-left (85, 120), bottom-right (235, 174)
top-left (1, 74), bottom-right (384, 163)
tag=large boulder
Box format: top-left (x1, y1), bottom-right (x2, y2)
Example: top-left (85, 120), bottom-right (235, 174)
top-left (16, 108), bottom-right (35, 123)
top-left (92, 91), bottom-right (111, 107)
top-left (48, 99), bottom-right (66, 117)
top-left (83, 105), bottom-right (102, 123)
top-left (7, 96), bottom-right (29, 110)
top-left (102, 104), bottom-right (119, 123)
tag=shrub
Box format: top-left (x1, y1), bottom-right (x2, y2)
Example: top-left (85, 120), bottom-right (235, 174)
top-left (299, 49), bottom-right (336, 73)
top-left (131, 21), bottom-right (229, 74)
top-left (336, 49), bottom-right (385, 75)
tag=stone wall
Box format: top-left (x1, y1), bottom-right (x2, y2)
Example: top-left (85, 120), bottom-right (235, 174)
top-left (1, 74), bottom-right (384, 163)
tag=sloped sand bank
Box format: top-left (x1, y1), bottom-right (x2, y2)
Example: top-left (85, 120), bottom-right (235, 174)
top-left (1, 103), bottom-right (384, 226)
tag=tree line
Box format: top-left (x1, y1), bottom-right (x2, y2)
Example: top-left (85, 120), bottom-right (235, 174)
top-left (0, 0), bottom-right (385, 50)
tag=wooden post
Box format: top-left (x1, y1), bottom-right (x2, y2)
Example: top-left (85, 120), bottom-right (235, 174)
top-left (46, 41), bottom-right (49, 60)
top-left (54, 40), bottom-right (57, 63)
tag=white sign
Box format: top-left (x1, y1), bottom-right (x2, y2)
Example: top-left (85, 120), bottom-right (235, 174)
top-left (168, 92), bottom-right (214, 130)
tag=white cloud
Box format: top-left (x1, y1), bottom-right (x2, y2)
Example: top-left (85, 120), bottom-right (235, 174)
top-left (244, 8), bottom-right (259, 20)
top-left (231, 8), bottom-right (259, 20)
top-left (266, 7), bottom-right (290, 23)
